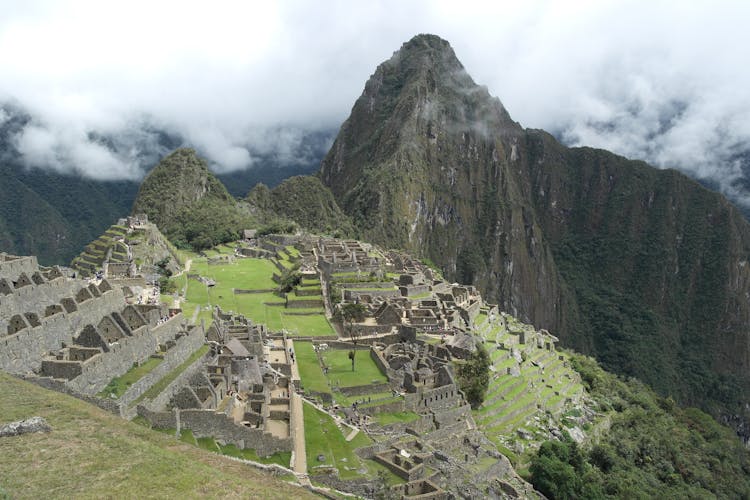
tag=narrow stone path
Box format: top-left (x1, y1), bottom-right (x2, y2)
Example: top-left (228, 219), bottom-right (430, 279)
top-left (344, 427), bottom-right (359, 442)
top-left (291, 391), bottom-right (307, 474)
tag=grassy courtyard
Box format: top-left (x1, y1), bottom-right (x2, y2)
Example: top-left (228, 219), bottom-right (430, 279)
top-left (173, 250), bottom-right (335, 336)
top-left (320, 349), bottom-right (388, 388)
top-left (303, 402), bottom-right (372, 479)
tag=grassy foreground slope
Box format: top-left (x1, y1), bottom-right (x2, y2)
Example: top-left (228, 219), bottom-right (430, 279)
top-left (0, 373), bottom-right (315, 499)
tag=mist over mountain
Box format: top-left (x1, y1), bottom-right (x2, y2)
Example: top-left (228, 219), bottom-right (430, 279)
top-left (0, 102), bottom-right (331, 263)
top-left (321, 34), bottom-right (750, 430)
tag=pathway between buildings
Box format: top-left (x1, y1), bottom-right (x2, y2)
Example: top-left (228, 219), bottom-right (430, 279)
top-left (291, 391), bottom-right (307, 474)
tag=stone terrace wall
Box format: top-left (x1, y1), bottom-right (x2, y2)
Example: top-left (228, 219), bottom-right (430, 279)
top-left (142, 351), bottom-right (214, 411)
top-left (0, 289), bottom-right (125, 374)
top-left (67, 325), bottom-right (158, 395)
top-left (115, 325), bottom-right (205, 407)
top-left (179, 409), bottom-right (292, 456)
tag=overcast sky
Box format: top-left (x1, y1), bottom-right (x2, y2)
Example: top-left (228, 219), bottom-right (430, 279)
top-left (1, 0), bottom-right (749, 203)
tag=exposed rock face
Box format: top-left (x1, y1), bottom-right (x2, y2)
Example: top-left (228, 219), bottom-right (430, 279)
top-left (321, 34), bottom-right (750, 423)
top-left (0, 416), bottom-right (51, 437)
top-left (132, 148), bottom-right (233, 229)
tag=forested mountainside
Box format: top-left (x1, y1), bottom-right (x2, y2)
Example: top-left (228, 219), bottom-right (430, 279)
top-left (0, 105), bottom-right (323, 264)
top-left (320, 34), bottom-right (750, 426)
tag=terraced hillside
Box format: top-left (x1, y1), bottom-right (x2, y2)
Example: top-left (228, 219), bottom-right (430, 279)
top-left (471, 312), bottom-right (584, 459)
top-left (70, 224), bottom-right (129, 276)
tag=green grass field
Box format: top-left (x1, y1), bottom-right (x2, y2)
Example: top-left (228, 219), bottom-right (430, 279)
top-left (321, 349), bottom-right (388, 387)
top-left (294, 341), bottom-right (330, 394)
top-left (177, 251), bottom-right (335, 336)
top-left (303, 402), bottom-right (372, 479)
top-left (0, 372), bottom-right (315, 499)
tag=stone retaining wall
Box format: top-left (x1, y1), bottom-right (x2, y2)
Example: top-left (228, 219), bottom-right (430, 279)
top-left (117, 326), bottom-right (206, 407)
top-left (142, 352), bottom-right (214, 411)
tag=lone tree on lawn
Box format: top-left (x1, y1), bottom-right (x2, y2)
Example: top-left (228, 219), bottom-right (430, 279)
top-left (341, 302), bottom-right (367, 371)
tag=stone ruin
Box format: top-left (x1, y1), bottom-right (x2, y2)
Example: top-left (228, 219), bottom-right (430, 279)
top-left (0, 252), bottom-right (204, 402)
top-left (137, 308), bottom-right (295, 457)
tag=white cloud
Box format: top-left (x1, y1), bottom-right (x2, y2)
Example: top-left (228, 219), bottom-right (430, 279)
top-left (0, 0), bottom-right (749, 206)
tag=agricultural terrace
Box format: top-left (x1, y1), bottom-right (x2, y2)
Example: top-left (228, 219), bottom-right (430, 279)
top-left (169, 245), bottom-right (334, 336)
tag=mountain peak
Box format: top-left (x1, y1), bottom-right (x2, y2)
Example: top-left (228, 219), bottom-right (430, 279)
top-left (131, 148), bottom-right (232, 230)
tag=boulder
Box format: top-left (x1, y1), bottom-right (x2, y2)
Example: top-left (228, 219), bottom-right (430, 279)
top-left (0, 416), bottom-right (52, 437)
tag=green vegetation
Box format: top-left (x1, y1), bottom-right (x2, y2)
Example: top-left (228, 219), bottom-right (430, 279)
top-left (339, 302), bottom-right (367, 371)
top-left (219, 444), bottom-right (292, 467)
top-left (527, 354), bottom-right (750, 499)
top-left (455, 344), bottom-right (490, 409)
top-left (0, 372), bottom-right (315, 499)
top-left (374, 411), bottom-right (420, 425)
top-left (251, 176), bottom-right (355, 237)
top-left (294, 341), bottom-right (330, 394)
top-left (97, 357), bottom-right (163, 398)
top-left (132, 346), bottom-right (209, 406)
top-left (0, 158), bottom-right (138, 266)
top-left (177, 253), bottom-right (334, 336)
top-left (321, 348), bottom-right (387, 387)
top-left (303, 402), bottom-right (372, 479)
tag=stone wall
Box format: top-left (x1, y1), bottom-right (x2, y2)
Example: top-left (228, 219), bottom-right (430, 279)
top-left (432, 403), bottom-right (472, 429)
top-left (0, 288), bottom-right (125, 374)
top-left (286, 298), bottom-right (324, 309)
top-left (150, 313), bottom-right (188, 345)
top-left (141, 351), bottom-right (214, 411)
top-left (358, 400), bottom-right (405, 416)
top-left (405, 384), bottom-right (462, 412)
top-left (179, 409), bottom-right (293, 456)
top-left (66, 325), bottom-right (159, 395)
top-left (344, 288), bottom-right (401, 301)
top-left (0, 255), bottom-right (38, 280)
top-left (137, 405), bottom-right (177, 429)
top-left (117, 326), bottom-right (206, 407)
top-left (337, 382), bottom-right (391, 397)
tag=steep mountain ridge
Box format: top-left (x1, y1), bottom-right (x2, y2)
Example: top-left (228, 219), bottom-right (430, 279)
top-left (321, 34), bottom-right (565, 330)
top-left (132, 148), bottom-right (234, 228)
top-left (321, 34), bottom-right (750, 423)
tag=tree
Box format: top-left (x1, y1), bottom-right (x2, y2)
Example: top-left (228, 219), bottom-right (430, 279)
top-left (455, 343), bottom-right (491, 408)
top-left (277, 268), bottom-right (302, 294)
top-left (341, 302), bottom-right (367, 371)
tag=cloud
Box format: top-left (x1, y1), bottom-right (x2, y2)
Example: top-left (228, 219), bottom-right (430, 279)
top-left (0, 0), bottom-right (749, 207)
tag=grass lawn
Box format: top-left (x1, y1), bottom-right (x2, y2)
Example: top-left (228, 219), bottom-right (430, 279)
top-left (132, 345), bottom-right (209, 406)
top-left (279, 313), bottom-right (334, 337)
top-left (333, 391), bottom-right (394, 408)
top-left (321, 349), bottom-right (387, 387)
top-left (190, 257), bottom-right (279, 290)
top-left (97, 357), bottom-right (163, 398)
top-left (179, 253), bottom-right (334, 335)
top-left (303, 402), bottom-right (372, 479)
top-left (374, 411), bottom-right (420, 426)
top-left (294, 341), bottom-right (330, 394)
top-left (0, 372), bottom-right (315, 499)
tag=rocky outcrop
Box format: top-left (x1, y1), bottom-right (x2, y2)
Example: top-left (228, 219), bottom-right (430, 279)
top-left (0, 416), bottom-right (51, 437)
